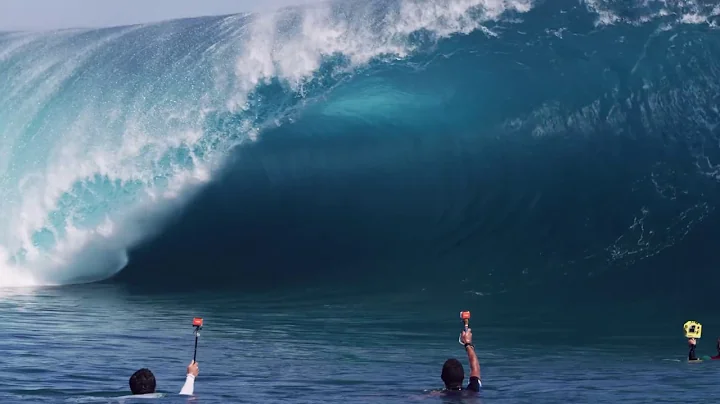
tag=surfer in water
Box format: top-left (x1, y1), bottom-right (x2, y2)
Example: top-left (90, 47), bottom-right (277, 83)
top-left (128, 360), bottom-right (199, 397)
top-left (439, 327), bottom-right (481, 393)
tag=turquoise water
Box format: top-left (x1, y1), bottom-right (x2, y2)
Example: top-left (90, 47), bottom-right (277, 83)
top-left (1, 0), bottom-right (719, 291)
top-left (2, 285), bottom-right (720, 403)
top-left (2, 0), bottom-right (720, 402)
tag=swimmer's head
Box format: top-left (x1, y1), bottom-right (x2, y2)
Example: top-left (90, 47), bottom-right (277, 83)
top-left (129, 368), bottom-right (156, 395)
top-left (441, 358), bottom-right (464, 389)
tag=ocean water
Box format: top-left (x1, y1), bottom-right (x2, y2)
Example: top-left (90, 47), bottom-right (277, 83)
top-left (3, 285), bottom-right (720, 403)
top-left (2, 0), bottom-right (720, 401)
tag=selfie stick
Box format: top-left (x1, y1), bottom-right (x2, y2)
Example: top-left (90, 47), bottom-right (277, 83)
top-left (459, 311), bottom-right (470, 345)
top-left (192, 317), bottom-right (203, 362)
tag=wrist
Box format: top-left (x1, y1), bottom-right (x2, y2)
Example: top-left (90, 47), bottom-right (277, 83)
top-left (464, 342), bottom-right (474, 349)
top-left (186, 373), bottom-right (196, 379)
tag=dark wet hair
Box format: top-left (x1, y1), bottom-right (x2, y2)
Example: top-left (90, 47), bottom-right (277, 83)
top-left (441, 358), bottom-right (464, 388)
top-left (129, 368), bottom-right (156, 395)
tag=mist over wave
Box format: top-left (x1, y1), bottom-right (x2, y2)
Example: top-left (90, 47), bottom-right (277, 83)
top-left (1, 0), bottom-right (719, 296)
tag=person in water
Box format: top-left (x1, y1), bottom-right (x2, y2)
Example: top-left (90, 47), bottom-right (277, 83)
top-left (710, 337), bottom-right (720, 360)
top-left (440, 327), bottom-right (481, 392)
top-left (688, 337), bottom-right (699, 361)
top-left (129, 360), bottom-right (199, 396)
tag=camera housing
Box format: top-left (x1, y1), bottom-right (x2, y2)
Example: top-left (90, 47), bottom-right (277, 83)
top-left (684, 320), bottom-right (702, 339)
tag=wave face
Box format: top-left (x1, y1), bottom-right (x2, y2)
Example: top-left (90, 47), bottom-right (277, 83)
top-left (1, 0), bottom-right (720, 295)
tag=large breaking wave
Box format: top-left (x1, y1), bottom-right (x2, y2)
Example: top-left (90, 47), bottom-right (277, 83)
top-left (1, 0), bottom-right (719, 295)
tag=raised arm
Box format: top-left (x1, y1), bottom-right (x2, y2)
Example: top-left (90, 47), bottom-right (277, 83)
top-left (465, 342), bottom-right (480, 378)
top-left (460, 329), bottom-right (481, 391)
top-left (179, 360), bottom-right (199, 395)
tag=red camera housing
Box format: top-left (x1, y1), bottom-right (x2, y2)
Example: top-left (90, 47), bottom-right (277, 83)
top-left (193, 317), bottom-right (203, 327)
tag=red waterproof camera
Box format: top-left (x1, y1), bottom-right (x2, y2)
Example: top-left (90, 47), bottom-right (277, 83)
top-left (191, 317), bottom-right (203, 361)
top-left (460, 311), bottom-right (471, 320)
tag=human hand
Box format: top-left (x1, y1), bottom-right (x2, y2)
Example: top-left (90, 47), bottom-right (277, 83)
top-left (460, 328), bottom-right (473, 345)
top-left (187, 360), bottom-right (199, 377)
top-left (688, 338), bottom-right (696, 346)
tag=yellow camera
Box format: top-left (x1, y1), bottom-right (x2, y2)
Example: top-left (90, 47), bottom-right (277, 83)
top-left (684, 321), bottom-right (702, 339)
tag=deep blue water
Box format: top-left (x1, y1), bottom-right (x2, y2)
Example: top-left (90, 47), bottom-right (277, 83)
top-left (2, 0), bottom-right (720, 401)
top-left (3, 285), bottom-right (720, 403)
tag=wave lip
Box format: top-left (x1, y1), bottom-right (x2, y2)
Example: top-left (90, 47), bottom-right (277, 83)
top-left (116, 0), bottom-right (720, 295)
top-left (3, 0), bottom-right (719, 290)
top-left (0, 0), bottom-right (533, 288)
